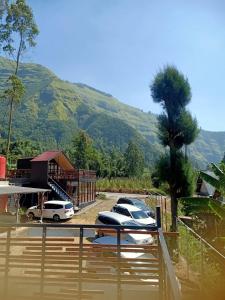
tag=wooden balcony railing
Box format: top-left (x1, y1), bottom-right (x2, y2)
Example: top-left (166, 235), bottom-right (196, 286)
top-left (7, 169), bottom-right (32, 179)
top-left (49, 169), bottom-right (96, 181)
top-left (7, 169), bottom-right (96, 181)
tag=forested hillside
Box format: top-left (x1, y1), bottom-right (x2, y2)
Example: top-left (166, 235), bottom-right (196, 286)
top-left (0, 56), bottom-right (224, 168)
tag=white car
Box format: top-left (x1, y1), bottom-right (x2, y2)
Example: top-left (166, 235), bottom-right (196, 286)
top-left (93, 236), bottom-right (158, 283)
top-left (93, 236), bottom-right (147, 259)
top-left (112, 204), bottom-right (156, 226)
top-left (27, 200), bottom-right (74, 221)
top-left (95, 211), bottom-right (154, 244)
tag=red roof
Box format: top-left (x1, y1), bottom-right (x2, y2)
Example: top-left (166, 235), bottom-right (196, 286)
top-left (31, 150), bottom-right (75, 171)
top-left (31, 151), bottom-right (61, 162)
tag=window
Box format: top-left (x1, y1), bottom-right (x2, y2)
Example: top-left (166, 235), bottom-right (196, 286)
top-left (118, 207), bottom-right (130, 217)
top-left (54, 204), bottom-right (63, 209)
top-left (44, 204), bottom-right (63, 209)
top-left (131, 211), bottom-right (148, 219)
top-left (118, 198), bottom-right (128, 204)
top-left (44, 204), bottom-right (52, 209)
top-left (98, 215), bottom-right (109, 224)
top-left (65, 203), bottom-right (73, 209)
top-left (98, 215), bottom-right (120, 225)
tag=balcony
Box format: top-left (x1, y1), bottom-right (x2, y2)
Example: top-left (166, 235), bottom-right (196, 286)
top-left (0, 223), bottom-right (180, 300)
top-left (7, 169), bottom-right (96, 181)
top-left (7, 169), bottom-right (32, 179)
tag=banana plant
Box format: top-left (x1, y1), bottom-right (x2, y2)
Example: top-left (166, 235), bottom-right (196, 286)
top-left (180, 196), bottom-right (225, 219)
top-left (200, 163), bottom-right (225, 197)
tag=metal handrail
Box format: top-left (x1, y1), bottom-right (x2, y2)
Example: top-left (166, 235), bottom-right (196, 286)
top-left (178, 217), bottom-right (225, 262)
top-left (0, 221), bottom-right (180, 300)
top-left (48, 176), bottom-right (73, 201)
top-left (0, 222), bottom-right (157, 230)
top-left (158, 228), bottom-right (181, 300)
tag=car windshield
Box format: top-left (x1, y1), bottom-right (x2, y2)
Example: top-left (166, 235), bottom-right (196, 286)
top-left (133, 200), bottom-right (147, 210)
top-left (131, 210), bottom-right (148, 219)
top-left (65, 203), bottom-right (73, 209)
top-left (122, 220), bottom-right (139, 226)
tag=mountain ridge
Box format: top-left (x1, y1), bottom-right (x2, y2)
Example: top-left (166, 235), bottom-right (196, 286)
top-left (0, 56), bottom-right (224, 168)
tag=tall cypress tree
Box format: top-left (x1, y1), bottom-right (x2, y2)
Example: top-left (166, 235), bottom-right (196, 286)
top-left (150, 66), bottom-right (199, 231)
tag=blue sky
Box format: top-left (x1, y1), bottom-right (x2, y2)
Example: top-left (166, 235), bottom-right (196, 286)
top-left (25, 0), bottom-right (225, 131)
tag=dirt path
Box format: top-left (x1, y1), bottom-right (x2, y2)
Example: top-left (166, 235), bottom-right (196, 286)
top-left (70, 199), bottom-right (116, 224)
top-left (69, 192), bottom-right (149, 224)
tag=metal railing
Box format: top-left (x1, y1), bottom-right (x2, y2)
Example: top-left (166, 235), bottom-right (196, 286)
top-left (0, 219), bottom-right (180, 300)
top-left (48, 176), bottom-right (73, 202)
top-left (158, 228), bottom-right (181, 300)
top-left (178, 218), bottom-right (225, 299)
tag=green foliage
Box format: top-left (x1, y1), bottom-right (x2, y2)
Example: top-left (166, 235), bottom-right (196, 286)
top-left (99, 147), bottom-right (125, 178)
top-left (0, 138), bottom-right (43, 166)
top-left (69, 130), bottom-right (96, 169)
top-left (0, 0), bottom-right (39, 158)
top-left (0, 57), bottom-right (223, 167)
top-left (180, 197), bottom-right (225, 220)
top-left (3, 74), bottom-right (25, 102)
top-left (150, 65), bottom-right (199, 230)
top-left (124, 140), bottom-right (144, 177)
top-left (0, 0), bottom-right (39, 56)
top-left (97, 176), bottom-right (153, 193)
top-left (200, 162), bottom-right (225, 197)
top-left (151, 65), bottom-right (191, 112)
top-left (178, 221), bottom-right (225, 298)
top-left (157, 152), bottom-right (196, 198)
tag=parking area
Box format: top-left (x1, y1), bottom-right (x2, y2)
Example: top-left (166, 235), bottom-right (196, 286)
top-left (69, 193), bottom-right (149, 225)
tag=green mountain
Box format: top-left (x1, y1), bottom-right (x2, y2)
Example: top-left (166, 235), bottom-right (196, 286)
top-left (0, 56), bottom-right (224, 168)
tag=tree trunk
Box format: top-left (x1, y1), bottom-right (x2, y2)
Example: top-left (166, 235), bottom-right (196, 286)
top-left (6, 98), bottom-right (13, 160)
top-left (169, 145), bottom-right (178, 231)
top-left (171, 192), bottom-right (178, 231)
top-left (5, 34), bottom-right (22, 160)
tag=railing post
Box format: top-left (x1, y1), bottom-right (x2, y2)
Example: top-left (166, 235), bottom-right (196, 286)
top-left (200, 238), bottom-right (204, 294)
top-left (78, 226), bottom-right (84, 300)
top-left (158, 231), bottom-right (165, 300)
top-left (4, 227), bottom-right (11, 299)
top-left (156, 205), bottom-right (161, 229)
top-left (40, 225), bottom-right (47, 297)
top-left (185, 224), bottom-right (190, 281)
top-left (165, 197), bottom-right (168, 231)
top-left (117, 227), bottom-right (121, 300)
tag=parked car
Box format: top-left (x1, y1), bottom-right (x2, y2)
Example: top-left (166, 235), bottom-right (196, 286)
top-left (26, 200), bottom-right (74, 221)
top-left (93, 236), bottom-right (157, 281)
top-left (93, 235), bottom-right (148, 259)
top-left (95, 211), bottom-right (154, 244)
top-left (117, 197), bottom-right (155, 218)
top-left (112, 204), bottom-right (156, 226)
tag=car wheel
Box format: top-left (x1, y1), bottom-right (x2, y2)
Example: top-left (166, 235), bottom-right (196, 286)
top-left (53, 214), bottom-right (60, 222)
top-left (28, 212), bottom-right (34, 220)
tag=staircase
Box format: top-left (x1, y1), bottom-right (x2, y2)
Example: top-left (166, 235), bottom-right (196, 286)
top-left (48, 176), bottom-right (72, 202)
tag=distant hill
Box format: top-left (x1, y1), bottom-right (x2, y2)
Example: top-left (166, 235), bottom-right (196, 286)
top-left (0, 56), bottom-right (224, 168)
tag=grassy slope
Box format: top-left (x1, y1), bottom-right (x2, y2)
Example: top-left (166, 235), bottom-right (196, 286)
top-left (0, 56), bottom-right (224, 167)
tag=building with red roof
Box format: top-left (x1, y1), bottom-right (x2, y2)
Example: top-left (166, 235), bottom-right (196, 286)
top-left (8, 150), bottom-right (96, 208)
